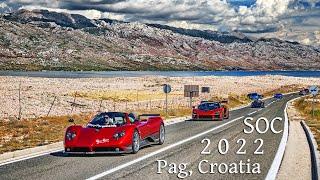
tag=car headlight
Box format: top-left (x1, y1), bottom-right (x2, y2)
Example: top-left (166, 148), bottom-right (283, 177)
top-left (66, 131), bottom-right (76, 141)
top-left (113, 131), bottom-right (125, 139)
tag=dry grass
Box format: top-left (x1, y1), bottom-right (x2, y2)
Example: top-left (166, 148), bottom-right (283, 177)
top-left (0, 96), bottom-right (245, 154)
top-left (209, 94), bottom-right (250, 108)
top-left (294, 96), bottom-right (320, 147)
top-left (72, 90), bottom-right (183, 102)
top-left (0, 113), bottom-right (93, 154)
top-left (262, 84), bottom-right (301, 97)
top-left (0, 84), bottom-right (300, 154)
top-left (135, 107), bottom-right (192, 119)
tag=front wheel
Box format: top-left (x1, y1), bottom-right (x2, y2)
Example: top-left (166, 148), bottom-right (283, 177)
top-left (158, 124), bottom-right (165, 145)
top-left (224, 111), bottom-right (229, 119)
top-left (132, 130), bottom-right (140, 154)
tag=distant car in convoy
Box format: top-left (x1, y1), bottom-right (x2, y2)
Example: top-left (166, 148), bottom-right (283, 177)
top-left (64, 112), bottom-right (165, 154)
top-left (299, 88), bottom-right (309, 95)
top-left (274, 93), bottom-right (283, 99)
top-left (247, 93), bottom-right (263, 100)
top-left (192, 101), bottom-right (229, 120)
top-left (251, 99), bottom-right (265, 108)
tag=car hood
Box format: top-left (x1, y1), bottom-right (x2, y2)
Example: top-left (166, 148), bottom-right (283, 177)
top-left (72, 126), bottom-right (125, 146)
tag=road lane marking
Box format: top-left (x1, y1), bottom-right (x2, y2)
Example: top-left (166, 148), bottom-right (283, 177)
top-left (0, 93), bottom-right (298, 167)
top-left (265, 96), bottom-right (301, 180)
top-left (0, 116), bottom-right (188, 167)
top-left (247, 111), bottom-right (257, 116)
top-left (0, 101), bottom-right (253, 167)
top-left (86, 116), bottom-right (245, 180)
top-left (0, 148), bottom-right (63, 166)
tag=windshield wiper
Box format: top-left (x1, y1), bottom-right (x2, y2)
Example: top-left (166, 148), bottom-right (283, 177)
top-left (87, 123), bottom-right (117, 128)
top-left (87, 123), bottom-right (103, 128)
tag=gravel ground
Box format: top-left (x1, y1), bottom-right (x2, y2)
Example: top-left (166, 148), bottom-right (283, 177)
top-left (277, 102), bottom-right (311, 180)
top-left (0, 75), bottom-right (319, 120)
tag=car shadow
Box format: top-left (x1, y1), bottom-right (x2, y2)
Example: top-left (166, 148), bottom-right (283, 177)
top-left (50, 151), bottom-right (126, 157)
top-left (50, 144), bottom-right (155, 158)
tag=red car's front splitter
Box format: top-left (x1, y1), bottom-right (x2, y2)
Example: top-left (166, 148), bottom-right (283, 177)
top-left (64, 146), bottom-right (133, 154)
top-left (192, 115), bottom-right (221, 120)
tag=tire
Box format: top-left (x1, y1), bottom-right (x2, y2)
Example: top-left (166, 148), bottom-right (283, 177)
top-left (224, 111), bottom-right (229, 119)
top-left (158, 124), bottom-right (165, 145)
top-left (132, 130), bottom-right (140, 154)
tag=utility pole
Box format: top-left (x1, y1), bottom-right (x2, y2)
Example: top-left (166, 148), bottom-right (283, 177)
top-left (18, 81), bottom-right (22, 120)
top-left (70, 92), bottom-right (77, 114)
top-left (163, 84), bottom-right (171, 117)
top-left (136, 90), bottom-right (139, 108)
top-left (47, 96), bottom-right (57, 117)
top-left (312, 94), bottom-right (315, 118)
top-left (165, 92), bottom-right (168, 115)
top-left (189, 91), bottom-right (193, 108)
top-left (309, 85), bottom-right (318, 119)
top-left (98, 99), bottom-right (103, 112)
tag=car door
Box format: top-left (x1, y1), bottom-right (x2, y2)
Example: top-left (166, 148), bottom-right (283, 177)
top-left (147, 117), bottom-right (160, 135)
top-left (136, 119), bottom-right (149, 139)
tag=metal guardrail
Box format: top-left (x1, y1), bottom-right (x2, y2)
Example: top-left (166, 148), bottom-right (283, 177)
top-left (301, 121), bottom-right (319, 180)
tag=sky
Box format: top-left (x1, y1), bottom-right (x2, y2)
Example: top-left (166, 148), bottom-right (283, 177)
top-left (0, 0), bottom-right (319, 46)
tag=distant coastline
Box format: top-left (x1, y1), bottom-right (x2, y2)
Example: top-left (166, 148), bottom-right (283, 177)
top-left (0, 70), bottom-right (319, 78)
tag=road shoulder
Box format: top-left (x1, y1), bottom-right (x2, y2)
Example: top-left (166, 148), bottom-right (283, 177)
top-left (277, 102), bottom-right (311, 180)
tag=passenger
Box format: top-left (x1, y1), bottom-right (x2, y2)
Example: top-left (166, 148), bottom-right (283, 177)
top-left (128, 113), bottom-right (136, 123)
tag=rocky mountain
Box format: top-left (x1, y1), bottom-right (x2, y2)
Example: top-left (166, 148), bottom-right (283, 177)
top-left (0, 9), bottom-right (319, 71)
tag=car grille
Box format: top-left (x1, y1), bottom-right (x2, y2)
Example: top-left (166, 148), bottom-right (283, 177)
top-left (93, 147), bottom-right (117, 152)
top-left (198, 115), bottom-right (213, 119)
top-left (68, 147), bottom-right (91, 152)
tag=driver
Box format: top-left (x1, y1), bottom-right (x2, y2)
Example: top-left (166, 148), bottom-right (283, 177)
top-left (128, 113), bottom-right (136, 123)
top-left (104, 115), bottom-right (114, 125)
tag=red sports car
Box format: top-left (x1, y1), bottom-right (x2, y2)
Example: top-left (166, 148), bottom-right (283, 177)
top-left (64, 112), bottom-right (165, 154)
top-left (192, 101), bottom-right (229, 120)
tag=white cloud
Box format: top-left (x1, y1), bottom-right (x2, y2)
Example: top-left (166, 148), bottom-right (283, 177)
top-left (101, 12), bottom-right (125, 21)
top-left (2, 0), bottom-right (320, 45)
top-left (166, 20), bottom-right (218, 31)
top-left (20, 5), bottom-right (103, 19)
top-left (302, 37), bottom-right (311, 44)
top-left (0, 2), bottom-right (8, 8)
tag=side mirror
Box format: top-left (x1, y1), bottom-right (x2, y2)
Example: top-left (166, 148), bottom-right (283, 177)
top-left (68, 118), bottom-right (74, 123)
top-left (221, 100), bottom-right (228, 104)
top-left (140, 118), bottom-right (148, 122)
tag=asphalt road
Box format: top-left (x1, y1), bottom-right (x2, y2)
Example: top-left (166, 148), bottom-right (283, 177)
top-left (0, 93), bottom-right (300, 180)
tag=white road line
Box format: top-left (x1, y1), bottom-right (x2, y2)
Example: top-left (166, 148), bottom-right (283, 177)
top-left (247, 111), bottom-right (257, 116)
top-left (86, 116), bottom-right (245, 180)
top-left (265, 96), bottom-right (301, 180)
top-left (0, 117), bottom-right (188, 167)
top-left (0, 93), bottom-right (295, 167)
top-left (0, 148), bottom-right (63, 166)
top-left (0, 102), bottom-right (251, 167)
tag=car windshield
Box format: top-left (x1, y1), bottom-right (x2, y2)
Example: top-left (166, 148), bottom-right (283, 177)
top-left (88, 112), bottom-right (126, 127)
top-left (198, 103), bottom-right (220, 110)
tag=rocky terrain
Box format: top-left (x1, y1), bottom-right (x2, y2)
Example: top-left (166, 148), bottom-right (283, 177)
top-left (1, 75), bottom-right (319, 120)
top-left (0, 9), bottom-right (319, 71)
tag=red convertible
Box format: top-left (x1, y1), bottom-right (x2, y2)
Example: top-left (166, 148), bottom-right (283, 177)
top-left (64, 112), bottom-right (165, 154)
top-left (192, 101), bottom-right (229, 120)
